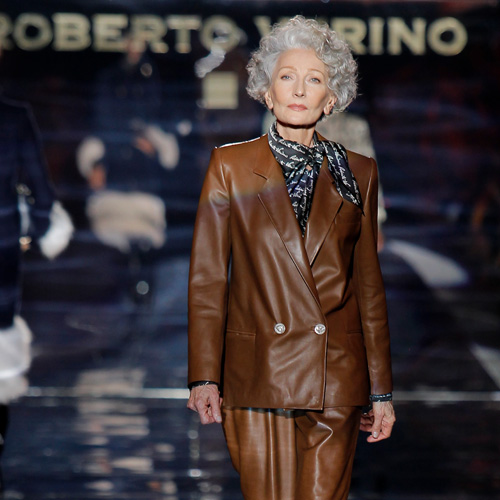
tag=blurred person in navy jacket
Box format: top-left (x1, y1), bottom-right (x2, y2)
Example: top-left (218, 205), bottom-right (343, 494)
top-left (0, 94), bottom-right (73, 477)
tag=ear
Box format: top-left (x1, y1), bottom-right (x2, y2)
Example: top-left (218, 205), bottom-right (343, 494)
top-left (324, 95), bottom-right (337, 116)
top-left (264, 90), bottom-right (274, 111)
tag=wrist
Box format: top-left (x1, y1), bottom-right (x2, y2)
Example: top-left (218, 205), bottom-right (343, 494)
top-left (369, 392), bottom-right (392, 402)
top-left (188, 380), bottom-right (219, 390)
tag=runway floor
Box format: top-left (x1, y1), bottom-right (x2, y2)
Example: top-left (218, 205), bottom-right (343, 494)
top-left (2, 227), bottom-right (500, 499)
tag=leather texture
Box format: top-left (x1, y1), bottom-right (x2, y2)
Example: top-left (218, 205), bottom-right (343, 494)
top-left (222, 408), bottom-right (297, 500)
top-left (188, 134), bottom-right (392, 409)
top-left (222, 406), bottom-right (361, 500)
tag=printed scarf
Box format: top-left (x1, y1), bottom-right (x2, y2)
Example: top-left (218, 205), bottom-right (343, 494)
top-left (268, 122), bottom-right (362, 235)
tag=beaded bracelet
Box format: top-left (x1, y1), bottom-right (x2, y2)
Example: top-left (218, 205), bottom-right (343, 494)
top-left (369, 392), bottom-right (393, 402)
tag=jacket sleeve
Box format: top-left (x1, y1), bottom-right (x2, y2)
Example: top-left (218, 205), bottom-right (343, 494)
top-left (18, 104), bottom-right (56, 238)
top-left (17, 104), bottom-right (73, 259)
top-left (188, 147), bottom-right (231, 386)
top-left (352, 158), bottom-right (393, 396)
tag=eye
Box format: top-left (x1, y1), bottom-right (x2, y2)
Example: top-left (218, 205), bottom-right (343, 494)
top-left (280, 74), bottom-right (291, 80)
top-left (309, 77), bottom-right (321, 83)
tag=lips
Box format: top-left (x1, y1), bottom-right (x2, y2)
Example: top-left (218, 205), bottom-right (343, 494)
top-left (288, 104), bottom-right (307, 111)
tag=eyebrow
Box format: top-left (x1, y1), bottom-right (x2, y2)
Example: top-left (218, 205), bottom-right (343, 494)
top-left (278, 65), bottom-right (325, 74)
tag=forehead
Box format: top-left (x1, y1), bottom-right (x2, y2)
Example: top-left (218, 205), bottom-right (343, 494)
top-left (274, 48), bottom-right (326, 73)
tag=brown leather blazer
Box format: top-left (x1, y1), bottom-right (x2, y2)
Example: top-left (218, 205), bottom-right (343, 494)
top-left (188, 134), bottom-right (392, 410)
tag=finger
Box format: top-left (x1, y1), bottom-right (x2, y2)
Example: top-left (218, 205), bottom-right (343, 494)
top-left (198, 398), bottom-right (217, 425)
top-left (360, 413), bottom-right (373, 423)
top-left (209, 392), bottom-right (222, 424)
top-left (367, 409), bottom-right (396, 443)
top-left (195, 400), bottom-right (209, 423)
top-left (186, 395), bottom-right (197, 412)
top-left (360, 423), bottom-right (373, 432)
top-left (359, 414), bottom-right (373, 432)
top-left (370, 411), bottom-right (384, 440)
top-left (199, 408), bottom-right (215, 425)
top-left (379, 415), bottom-right (396, 438)
top-left (367, 426), bottom-right (391, 442)
top-left (359, 422), bottom-right (372, 432)
top-left (367, 433), bottom-right (385, 443)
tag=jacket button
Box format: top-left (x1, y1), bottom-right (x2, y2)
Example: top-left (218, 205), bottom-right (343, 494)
top-left (314, 324), bottom-right (326, 335)
top-left (274, 323), bottom-right (286, 334)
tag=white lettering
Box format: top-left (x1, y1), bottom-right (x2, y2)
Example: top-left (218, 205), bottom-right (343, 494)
top-left (368, 17), bottom-right (384, 55)
top-left (332, 18), bottom-right (367, 55)
top-left (0, 12), bottom-right (470, 57)
top-left (93, 14), bottom-right (128, 52)
top-left (131, 15), bottom-right (168, 53)
top-left (13, 13), bottom-right (52, 51)
top-left (166, 15), bottom-right (201, 53)
top-left (253, 16), bottom-right (271, 38)
top-left (428, 17), bottom-right (467, 56)
top-left (0, 14), bottom-right (13, 50)
top-left (388, 17), bottom-right (426, 55)
top-left (52, 13), bottom-right (91, 51)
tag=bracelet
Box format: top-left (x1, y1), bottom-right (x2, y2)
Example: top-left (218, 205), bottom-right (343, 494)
top-left (188, 380), bottom-right (219, 390)
top-left (369, 392), bottom-right (392, 402)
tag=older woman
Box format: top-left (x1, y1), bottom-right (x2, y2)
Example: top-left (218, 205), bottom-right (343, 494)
top-left (187, 16), bottom-right (395, 500)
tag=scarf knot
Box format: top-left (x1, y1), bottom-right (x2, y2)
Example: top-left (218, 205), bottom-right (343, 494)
top-left (268, 122), bottom-right (362, 235)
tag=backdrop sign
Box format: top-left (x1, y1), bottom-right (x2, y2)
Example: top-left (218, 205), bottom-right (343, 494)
top-left (0, 11), bottom-right (468, 56)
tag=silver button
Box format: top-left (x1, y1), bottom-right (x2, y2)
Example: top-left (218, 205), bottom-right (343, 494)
top-left (314, 324), bottom-right (326, 335)
top-left (274, 323), bottom-right (286, 334)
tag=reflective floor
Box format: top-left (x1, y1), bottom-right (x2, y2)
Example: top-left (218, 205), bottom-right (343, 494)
top-left (2, 227), bottom-right (500, 499)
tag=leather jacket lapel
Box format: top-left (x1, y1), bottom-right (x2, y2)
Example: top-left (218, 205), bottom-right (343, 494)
top-left (304, 161), bottom-right (343, 265)
top-left (253, 139), bottom-right (321, 307)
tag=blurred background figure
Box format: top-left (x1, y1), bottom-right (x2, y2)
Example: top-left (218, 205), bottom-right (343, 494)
top-left (76, 32), bottom-right (180, 305)
top-left (469, 167), bottom-right (500, 271)
top-left (0, 93), bottom-right (73, 485)
top-left (318, 112), bottom-right (388, 251)
top-left (77, 34), bottom-right (179, 252)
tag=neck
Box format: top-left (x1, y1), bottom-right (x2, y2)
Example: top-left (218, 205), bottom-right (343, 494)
top-left (276, 121), bottom-right (316, 147)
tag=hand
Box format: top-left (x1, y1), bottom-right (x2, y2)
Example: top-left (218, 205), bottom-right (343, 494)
top-left (360, 401), bottom-right (395, 443)
top-left (133, 135), bottom-right (156, 157)
top-left (187, 384), bottom-right (223, 425)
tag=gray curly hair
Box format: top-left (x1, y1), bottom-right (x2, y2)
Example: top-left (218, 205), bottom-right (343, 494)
top-left (247, 16), bottom-right (358, 113)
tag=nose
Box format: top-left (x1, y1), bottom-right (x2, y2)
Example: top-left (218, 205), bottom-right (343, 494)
top-left (294, 81), bottom-right (305, 97)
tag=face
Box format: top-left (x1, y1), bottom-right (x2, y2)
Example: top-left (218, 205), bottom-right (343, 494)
top-left (264, 48), bottom-right (336, 129)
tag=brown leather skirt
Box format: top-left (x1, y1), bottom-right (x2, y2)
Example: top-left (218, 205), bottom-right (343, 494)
top-left (222, 406), bottom-right (361, 500)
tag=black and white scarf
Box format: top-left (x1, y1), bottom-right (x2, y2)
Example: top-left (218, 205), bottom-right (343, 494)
top-left (268, 122), bottom-right (362, 235)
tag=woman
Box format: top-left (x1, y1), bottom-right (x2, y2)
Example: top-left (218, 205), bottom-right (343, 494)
top-left (187, 16), bottom-right (395, 500)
